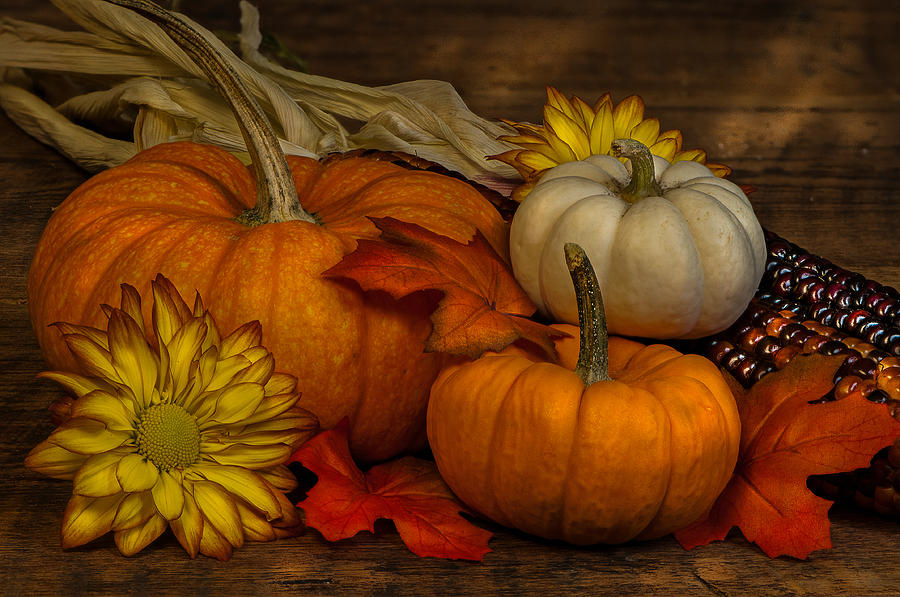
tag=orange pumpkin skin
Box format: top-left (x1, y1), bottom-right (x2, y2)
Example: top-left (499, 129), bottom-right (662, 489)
top-left (28, 141), bottom-right (508, 463)
top-left (426, 326), bottom-right (740, 544)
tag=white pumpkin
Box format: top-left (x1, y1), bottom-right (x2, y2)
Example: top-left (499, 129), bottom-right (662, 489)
top-left (510, 139), bottom-right (766, 339)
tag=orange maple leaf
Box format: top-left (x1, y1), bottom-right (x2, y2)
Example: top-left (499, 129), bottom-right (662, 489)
top-left (675, 353), bottom-right (900, 559)
top-left (290, 420), bottom-right (493, 561)
top-left (325, 217), bottom-right (559, 359)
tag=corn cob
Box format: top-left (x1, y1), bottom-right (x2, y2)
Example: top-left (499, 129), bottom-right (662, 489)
top-left (692, 229), bottom-right (900, 517)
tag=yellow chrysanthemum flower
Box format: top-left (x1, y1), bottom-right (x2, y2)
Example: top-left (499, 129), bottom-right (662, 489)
top-left (26, 275), bottom-right (319, 560)
top-left (493, 86), bottom-right (732, 199)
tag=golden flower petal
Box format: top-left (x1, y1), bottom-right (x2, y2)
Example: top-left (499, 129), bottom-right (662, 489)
top-left (165, 318), bottom-right (208, 397)
top-left (204, 442), bottom-right (291, 469)
top-left (657, 128), bottom-right (684, 151)
top-left (705, 162), bottom-right (733, 177)
top-left (544, 105), bottom-right (591, 159)
top-left (73, 451), bottom-right (126, 497)
top-left (116, 452), bottom-right (160, 493)
top-left (118, 283), bottom-right (145, 336)
top-left (201, 354), bottom-right (251, 395)
top-left (264, 373), bottom-right (297, 397)
top-left (114, 512), bottom-right (167, 556)
top-left (220, 321), bottom-right (263, 359)
top-left (108, 310), bottom-right (159, 410)
top-left (199, 517), bottom-right (232, 561)
top-left (50, 418), bottom-right (129, 455)
top-left (572, 96), bottom-right (596, 131)
top-left (190, 464), bottom-right (281, 520)
top-left (630, 117), bottom-right (661, 149)
top-left (37, 371), bottom-right (114, 399)
top-left (151, 275), bottom-right (193, 346)
top-left (60, 334), bottom-right (120, 384)
top-left (232, 353), bottom-right (275, 386)
top-left (193, 480), bottom-right (244, 548)
top-left (230, 392), bottom-right (302, 426)
top-left (516, 150), bottom-right (562, 173)
top-left (53, 322), bottom-right (108, 351)
top-left (152, 469), bottom-right (186, 521)
top-left (25, 440), bottom-right (88, 479)
top-left (650, 137), bottom-right (679, 162)
top-left (170, 487), bottom-right (202, 558)
top-left (199, 382), bottom-right (265, 428)
top-left (612, 94), bottom-right (645, 138)
top-left (588, 102), bottom-right (615, 156)
top-left (70, 390), bottom-right (135, 432)
top-left (235, 500), bottom-right (277, 542)
top-left (112, 491), bottom-right (157, 531)
top-left (61, 493), bottom-right (123, 549)
top-left (258, 465), bottom-right (301, 493)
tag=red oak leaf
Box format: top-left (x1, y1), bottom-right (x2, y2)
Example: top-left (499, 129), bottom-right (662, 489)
top-left (290, 421), bottom-right (493, 561)
top-left (675, 353), bottom-right (900, 559)
top-left (324, 217), bottom-right (559, 359)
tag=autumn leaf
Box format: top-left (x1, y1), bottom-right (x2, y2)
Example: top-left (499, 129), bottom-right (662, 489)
top-left (290, 420), bottom-right (493, 561)
top-left (325, 217), bottom-right (559, 358)
top-left (675, 353), bottom-right (900, 559)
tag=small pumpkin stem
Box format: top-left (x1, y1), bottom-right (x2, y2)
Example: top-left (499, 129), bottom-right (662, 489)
top-left (100, 0), bottom-right (315, 225)
top-left (564, 243), bottom-right (610, 386)
top-left (612, 138), bottom-right (662, 203)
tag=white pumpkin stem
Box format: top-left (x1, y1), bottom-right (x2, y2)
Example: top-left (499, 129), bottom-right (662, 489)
top-left (100, 0), bottom-right (315, 226)
top-left (564, 243), bottom-right (610, 386)
top-left (612, 138), bottom-right (662, 203)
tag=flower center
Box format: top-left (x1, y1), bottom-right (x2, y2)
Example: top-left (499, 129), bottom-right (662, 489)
top-left (136, 403), bottom-right (201, 471)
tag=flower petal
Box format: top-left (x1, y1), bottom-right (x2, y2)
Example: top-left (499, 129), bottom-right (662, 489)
top-left (235, 500), bottom-right (277, 542)
top-left (112, 491), bottom-right (157, 530)
top-left (108, 310), bottom-right (159, 410)
top-left (630, 117), bottom-right (661, 148)
top-left (152, 274), bottom-right (192, 346)
top-left (70, 390), bottom-right (135, 432)
top-left (198, 517), bottom-right (232, 561)
top-left (73, 451), bottom-right (126, 497)
top-left (613, 94), bottom-right (645, 138)
top-left (232, 353), bottom-right (275, 386)
top-left (543, 105), bottom-right (586, 160)
top-left (118, 283), bottom-right (145, 336)
top-left (170, 486), bottom-right (203, 558)
top-left (203, 443), bottom-right (291, 469)
top-left (50, 418), bottom-right (129, 455)
top-left (200, 382), bottom-right (265, 427)
top-left (589, 102), bottom-right (615, 156)
top-left (193, 480), bottom-right (244, 548)
top-left (650, 137), bottom-right (679, 162)
top-left (114, 512), bottom-right (167, 556)
top-left (190, 464), bottom-right (281, 520)
top-left (52, 322), bottom-right (108, 350)
top-left (200, 354), bottom-right (251, 395)
top-left (61, 493), bottom-right (123, 549)
top-left (264, 373), bottom-right (297, 397)
top-left (61, 334), bottom-right (120, 383)
top-left (164, 317), bottom-right (207, 400)
top-left (220, 321), bottom-right (263, 359)
top-left (152, 469), bottom-right (186, 520)
top-left (37, 371), bottom-right (114, 398)
top-left (116, 453), bottom-right (159, 492)
top-left (25, 440), bottom-right (88, 479)
top-left (258, 465), bottom-right (300, 493)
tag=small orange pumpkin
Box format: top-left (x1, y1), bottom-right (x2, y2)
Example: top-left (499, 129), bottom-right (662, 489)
top-left (27, 0), bottom-right (506, 463)
top-left (427, 244), bottom-right (740, 544)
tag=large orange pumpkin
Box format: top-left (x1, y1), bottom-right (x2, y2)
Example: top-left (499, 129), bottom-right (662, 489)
top-left (27, 0), bottom-right (507, 463)
top-left (427, 244), bottom-right (740, 543)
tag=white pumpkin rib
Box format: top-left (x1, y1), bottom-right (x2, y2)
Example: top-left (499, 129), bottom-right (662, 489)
top-left (510, 176), bottom-right (613, 306)
top-left (665, 188), bottom-right (758, 338)
top-left (538, 194), bottom-right (628, 323)
top-left (606, 197), bottom-right (704, 338)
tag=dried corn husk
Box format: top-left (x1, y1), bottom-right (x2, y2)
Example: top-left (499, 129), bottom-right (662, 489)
top-left (0, 0), bottom-right (519, 188)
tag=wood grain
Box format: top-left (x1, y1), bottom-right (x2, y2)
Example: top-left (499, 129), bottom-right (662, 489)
top-left (1, 0), bottom-right (898, 594)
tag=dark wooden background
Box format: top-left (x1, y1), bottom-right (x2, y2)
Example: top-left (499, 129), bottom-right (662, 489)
top-left (1, 1), bottom-right (898, 594)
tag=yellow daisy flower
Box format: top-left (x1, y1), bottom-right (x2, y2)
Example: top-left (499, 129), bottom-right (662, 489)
top-left (493, 86), bottom-right (732, 199)
top-left (26, 275), bottom-right (319, 560)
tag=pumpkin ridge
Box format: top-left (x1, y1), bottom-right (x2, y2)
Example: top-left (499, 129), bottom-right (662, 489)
top-left (137, 158), bottom-right (253, 213)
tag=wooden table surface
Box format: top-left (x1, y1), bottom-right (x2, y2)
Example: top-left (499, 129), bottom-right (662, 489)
top-left (1, 1), bottom-right (898, 594)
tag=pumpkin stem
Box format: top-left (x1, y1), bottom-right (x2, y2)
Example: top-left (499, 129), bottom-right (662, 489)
top-left (100, 0), bottom-right (315, 225)
top-left (564, 243), bottom-right (610, 386)
top-left (612, 138), bottom-right (662, 203)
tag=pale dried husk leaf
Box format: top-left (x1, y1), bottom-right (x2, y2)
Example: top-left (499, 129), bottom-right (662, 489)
top-left (0, 0), bottom-right (519, 186)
